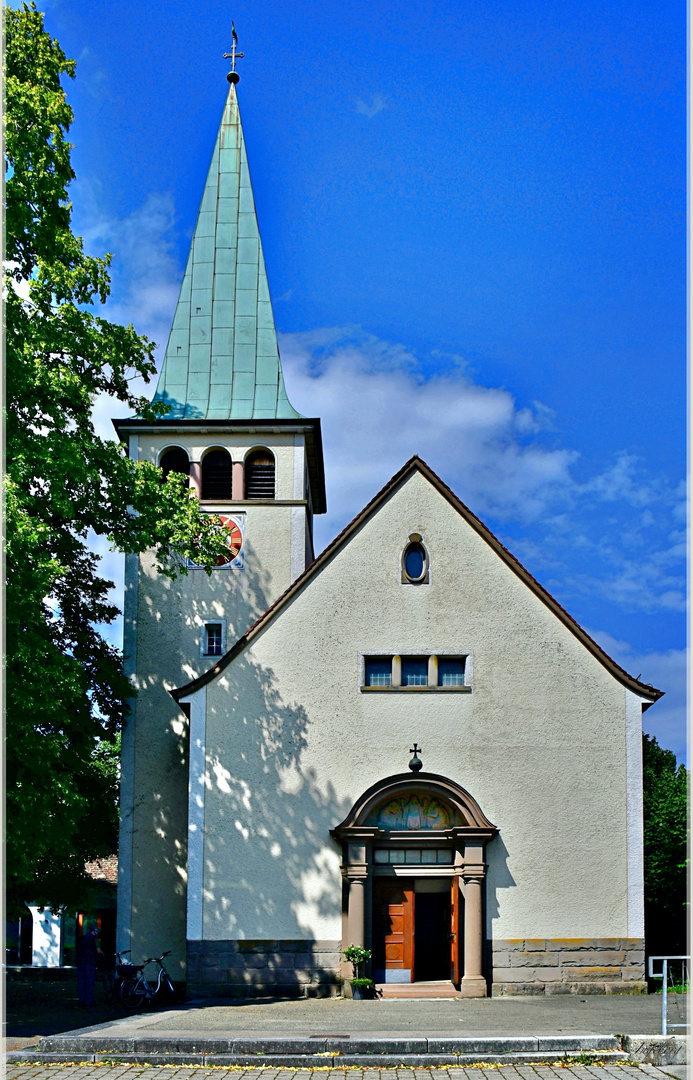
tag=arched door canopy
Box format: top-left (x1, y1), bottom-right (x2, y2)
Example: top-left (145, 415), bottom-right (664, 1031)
top-left (331, 771), bottom-right (497, 844)
top-left (332, 772), bottom-right (497, 997)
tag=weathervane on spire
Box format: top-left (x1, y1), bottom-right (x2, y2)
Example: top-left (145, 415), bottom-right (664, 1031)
top-left (223, 22), bottom-right (244, 85)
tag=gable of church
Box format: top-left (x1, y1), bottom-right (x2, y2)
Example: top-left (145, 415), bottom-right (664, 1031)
top-left (178, 459), bottom-right (658, 960)
top-left (176, 456), bottom-right (661, 706)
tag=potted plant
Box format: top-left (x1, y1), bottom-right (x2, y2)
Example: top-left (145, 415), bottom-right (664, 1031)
top-left (342, 944), bottom-right (375, 999)
top-left (349, 977), bottom-right (376, 1000)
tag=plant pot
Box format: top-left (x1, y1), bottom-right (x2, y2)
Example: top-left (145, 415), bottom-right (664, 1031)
top-left (352, 988), bottom-right (364, 1000)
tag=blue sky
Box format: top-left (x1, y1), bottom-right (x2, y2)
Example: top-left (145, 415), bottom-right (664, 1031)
top-left (38, 0), bottom-right (686, 760)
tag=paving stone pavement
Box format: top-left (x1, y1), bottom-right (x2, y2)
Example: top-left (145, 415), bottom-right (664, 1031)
top-left (4, 1064), bottom-right (688, 1080)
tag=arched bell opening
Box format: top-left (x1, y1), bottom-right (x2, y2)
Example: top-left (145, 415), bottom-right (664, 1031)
top-left (330, 772), bottom-right (497, 996)
top-left (159, 446), bottom-right (190, 483)
top-left (244, 448), bottom-right (275, 500)
top-left (201, 448), bottom-right (232, 501)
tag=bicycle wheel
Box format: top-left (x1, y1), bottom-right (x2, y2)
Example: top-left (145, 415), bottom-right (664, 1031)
top-left (119, 978), bottom-right (147, 1009)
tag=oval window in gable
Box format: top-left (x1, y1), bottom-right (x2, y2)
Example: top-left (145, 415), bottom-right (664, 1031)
top-left (402, 534), bottom-right (429, 585)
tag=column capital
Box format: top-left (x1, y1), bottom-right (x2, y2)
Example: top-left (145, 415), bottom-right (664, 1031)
top-left (344, 868), bottom-right (368, 883)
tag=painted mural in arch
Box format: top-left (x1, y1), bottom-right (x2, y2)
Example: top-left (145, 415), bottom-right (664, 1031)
top-left (366, 792), bottom-right (456, 830)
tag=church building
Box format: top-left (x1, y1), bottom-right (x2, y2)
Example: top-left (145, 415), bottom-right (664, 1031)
top-left (115, 59), bottom-right (662, 998)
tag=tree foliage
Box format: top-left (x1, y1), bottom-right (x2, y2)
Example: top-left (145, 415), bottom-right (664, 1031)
top-left (4, 3), bottom-right (229, 916)
top-left (642, 734), bottom-right (688, 955)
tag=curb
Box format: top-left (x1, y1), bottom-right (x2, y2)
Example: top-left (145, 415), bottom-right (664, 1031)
top-left (623, 1035), bottom-right (689, 1066)
top-left (6, 1051), bottom-right (632, 1067)
top-left (7, 1036), bottom-right (629, 1067)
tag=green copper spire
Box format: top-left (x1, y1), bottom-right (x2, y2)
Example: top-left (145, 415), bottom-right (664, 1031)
top-left (153, 85), bottom-right (301, 420)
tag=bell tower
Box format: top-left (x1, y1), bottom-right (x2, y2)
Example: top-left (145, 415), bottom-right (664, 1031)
top-left (114, 51), bottom-right (326, 972)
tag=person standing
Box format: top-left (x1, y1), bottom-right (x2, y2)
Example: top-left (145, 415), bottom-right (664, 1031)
top-left (76, 927), bottom-right (101, 1007)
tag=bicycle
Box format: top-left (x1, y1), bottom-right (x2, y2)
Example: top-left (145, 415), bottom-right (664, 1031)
top-left (100, 949), bottom-right (133, 1004)
top-left (118, 950), bottom-right (176, 1009)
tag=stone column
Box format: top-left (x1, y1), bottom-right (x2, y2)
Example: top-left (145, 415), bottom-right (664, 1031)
top-left (343, 840), bottom-right (369, 996)
top-left (189, 461), bottom-right (202, 499)
top-left (461, 840), bottom-right (488, 997)
top-left (347, 877), bottom-right (366, 947)
top-left (461, 877), bottom-right (486, 995)
top-left (232, 461), bottom-right (244, 501)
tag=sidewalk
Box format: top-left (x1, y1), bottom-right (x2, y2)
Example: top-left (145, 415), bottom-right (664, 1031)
top-left (5, 995), bottom-right (687, 1069)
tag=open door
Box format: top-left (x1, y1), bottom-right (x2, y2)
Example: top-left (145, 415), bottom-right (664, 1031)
top-left (373, 881), bottom-right (415, 982)
top-left (450, 876), bottom-right (460, 985)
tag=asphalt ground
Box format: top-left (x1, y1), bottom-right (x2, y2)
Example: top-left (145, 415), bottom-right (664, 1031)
top-left (17, 994), bottom-right (668, 1043)
top-left (5, 976), bottom-right (136, 1051)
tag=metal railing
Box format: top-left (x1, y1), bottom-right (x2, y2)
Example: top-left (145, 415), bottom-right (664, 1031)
top-left (648, 955), bottom-right (690, 1035)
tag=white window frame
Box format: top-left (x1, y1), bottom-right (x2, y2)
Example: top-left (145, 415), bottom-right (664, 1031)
top-left (358, 651), bottom-right (473, 691)
top-left (200, 619), bottom-right (227, 658)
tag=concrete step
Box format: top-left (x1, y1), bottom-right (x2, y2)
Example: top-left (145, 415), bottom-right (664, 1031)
top-left (376, 981), bottom-right (460, 999)
top-left (6, 1033), bottom-right (630, 1066)
top-left (6, 1051), bottom-right (632, 1067)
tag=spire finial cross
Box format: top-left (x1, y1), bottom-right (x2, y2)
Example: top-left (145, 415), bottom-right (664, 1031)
top-left (223, 22), bottom-right (245, 84)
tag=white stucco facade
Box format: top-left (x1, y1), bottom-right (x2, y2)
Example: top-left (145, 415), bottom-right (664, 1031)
top-left (165, 460), bottom-right (659, 996)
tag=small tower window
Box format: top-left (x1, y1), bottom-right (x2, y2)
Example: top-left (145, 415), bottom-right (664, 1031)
top-left (401, 534), bottom-right (429, 584)
top-left (204, 624), bottom-right (223, 656)
top-left (201, 620), bottom-right (226, 657)
top-left (201, 449), bottom-right (232, 500)
top-left (245, 449), bottom-right (275, 500)
top-left (160, 447), bottom-right (189, 481)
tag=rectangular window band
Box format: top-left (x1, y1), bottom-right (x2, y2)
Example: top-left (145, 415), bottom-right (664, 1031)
top-left (363, 654), bottom-right (468, 690)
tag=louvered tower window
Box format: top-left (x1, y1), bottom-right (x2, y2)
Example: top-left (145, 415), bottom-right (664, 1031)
top-left (245, 450), bottom-right (275, 500)
top-left (201, 449), bottom-right (232, 500)
top-left (160, 447), bottom-right (189, 481)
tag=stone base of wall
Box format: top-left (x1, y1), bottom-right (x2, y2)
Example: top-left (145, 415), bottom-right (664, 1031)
top-left (187, 939), bottom-right (342, 998)
top-left (187, 937), bottom-right (646, 998)
top-left (489, 938), bottom-right (646, 996)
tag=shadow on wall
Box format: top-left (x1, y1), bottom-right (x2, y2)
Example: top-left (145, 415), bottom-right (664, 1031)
top-left (485, 832), bottom-right (516, 926)
top-left (203, 647), bottom-right (353, 935)
top-left (186, 937), bottom-right (342, 997)
top-left (483, 833), bottom-right (516, 990)
top-left (192, 645), bottom-right (354, 994)
top-left (123, 540), bottom-right (278, 969)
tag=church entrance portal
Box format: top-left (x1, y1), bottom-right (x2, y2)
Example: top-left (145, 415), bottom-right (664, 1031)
top-left (331, 771), bottom-right (496, 996)
top-left (373, 878), bottom-right (454, 984)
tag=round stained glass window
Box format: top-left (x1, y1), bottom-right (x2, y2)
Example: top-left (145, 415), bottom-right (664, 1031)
top-left (404, 542), bottom-right (425, 581)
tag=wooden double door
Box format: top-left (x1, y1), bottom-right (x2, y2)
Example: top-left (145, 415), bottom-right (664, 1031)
top-left (372, 879), bottom-right (460, 984)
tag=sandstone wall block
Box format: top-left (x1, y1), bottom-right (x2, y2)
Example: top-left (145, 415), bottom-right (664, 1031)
top-left (512, 951), bottom-right (559, 967)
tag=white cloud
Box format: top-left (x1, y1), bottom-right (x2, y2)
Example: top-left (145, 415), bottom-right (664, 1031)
top-left (279, 327), bottom-right (577, 548)
top-left (279, 328), bottom-right (685, 618)
top-left (356, 93), bottom-right (387, 118)
top-left (80, 190), bottom-right (181, 356)
top-left (75, 189), bottom-right (183, 443)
